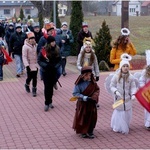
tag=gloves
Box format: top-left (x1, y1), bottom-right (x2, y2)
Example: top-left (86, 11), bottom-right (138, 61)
top-left (26, 66), bottom-right (31, 72)
top-left (83, 96), bottom-right (93, 101)
top-left (131, 95), bottom-right (136, 101)
top-left (96, 76), bottom-right (99, 81)
top-left (115, 91), bottom-right (122, 98)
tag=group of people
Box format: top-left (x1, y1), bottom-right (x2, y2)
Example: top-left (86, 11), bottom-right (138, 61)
top-left (1, 18), bottom-right (149, 139)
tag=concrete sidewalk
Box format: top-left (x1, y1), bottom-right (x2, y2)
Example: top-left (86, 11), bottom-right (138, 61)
top-left (0, 57), bottom-right (149, 149)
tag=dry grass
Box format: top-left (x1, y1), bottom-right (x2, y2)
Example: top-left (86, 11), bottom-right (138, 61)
top-left (60, 15), bottom-right (150, 54)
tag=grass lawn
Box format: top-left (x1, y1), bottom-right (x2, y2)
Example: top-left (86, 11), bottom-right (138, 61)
top-left (60, 15), bottom-right (150, 55)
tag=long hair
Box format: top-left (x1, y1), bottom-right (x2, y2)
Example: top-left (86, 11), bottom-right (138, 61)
top-left (80, 49), bottom-right (95, 66)
top-left (44, 43), bottom-right (59, 58)
top-left (118, 70), bottom-right (130, 82)
top-left (112, 35), bottom-right (128, 51)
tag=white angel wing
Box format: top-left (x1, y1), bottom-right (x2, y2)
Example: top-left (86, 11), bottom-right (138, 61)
top-left (133, 72), bottom-right (142, 88)
top-left (104, 73), bottom-right (115, 94)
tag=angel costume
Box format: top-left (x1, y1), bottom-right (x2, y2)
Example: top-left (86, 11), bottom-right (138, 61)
top-left (110, 53), bottom-right (137, 134)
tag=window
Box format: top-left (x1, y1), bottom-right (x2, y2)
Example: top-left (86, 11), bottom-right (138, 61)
top-left (25, 9), bottom-right (31, 14)
top-left (4, 9), bottom-right (10, 14)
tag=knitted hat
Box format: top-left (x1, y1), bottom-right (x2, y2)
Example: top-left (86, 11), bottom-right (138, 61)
top-left (61, 21), bottom-right (68, 27)
top-left (27, 32), bottom-right (35, 39)
top-left (33, 22), bottom-right (40, 28)
top-left (45, 23), bottom-right (54, 32)
top-left (47, 36), bottom-right (55, 44)
top-left (9, 22), bottom-right (14, 27)
top-left (83, 41), bottom-right (92, 49)
top-left (15, 23), bottom-right (21, 29)
top-left (81, 66), bottom-right (92, 74)
top-left (119, 53), bottom-right (132, 69)
top-left (82, 22), bottom-right (88, 28)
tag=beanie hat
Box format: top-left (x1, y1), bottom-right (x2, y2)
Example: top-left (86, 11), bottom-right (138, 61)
top-left (119, 53), bottom-right (132, 69)
top-left (81, 66), bottom-right (92, 74)
top-left (9, 22), bottom-right (14, 27)
top-left (61, 21), bottom-right (68, 27)
top-left (15, 23), bottom-right (21, 29)
top-left (47, 36), bottom-right (55, 44)
top-left (82, 22), bottom-right (88, 28)
top-left (45, 23), bottom-right (54, 32)
top-left (27, 32), bottom-right (35, 39)
top-left (33, 22), bottom-right (40, 28)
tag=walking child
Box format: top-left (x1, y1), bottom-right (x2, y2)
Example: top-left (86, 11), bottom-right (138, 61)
top-left (22, 32), bottom-right (38, 97)
top-left (72, 66), bottom-right (100, 138)
top-left (110, 53), bottom-right (137, 134)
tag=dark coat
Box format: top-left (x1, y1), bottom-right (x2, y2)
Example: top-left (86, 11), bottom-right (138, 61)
top-left (77, 29), bottom-right (93, 54)
top-left (9, 31), bottom-right (27, 55)
top-left (73, 81), bottom-right (100, 134)
top-left (57, 29), bottom-right (74, 57)
top-left (33, 30), bottom-right (43, 44)
top-left (5, 28), bottom-right (14, 45)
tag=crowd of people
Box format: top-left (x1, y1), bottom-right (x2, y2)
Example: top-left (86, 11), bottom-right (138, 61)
top-left (0, 17), bottom-right (149, 139)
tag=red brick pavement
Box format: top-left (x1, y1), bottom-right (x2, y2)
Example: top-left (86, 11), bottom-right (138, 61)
top-left (0, 57), bottom-right (149, 149)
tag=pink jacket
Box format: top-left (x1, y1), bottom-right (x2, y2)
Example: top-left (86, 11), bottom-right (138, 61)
top-left (22, 39), bottom-right (38, 71)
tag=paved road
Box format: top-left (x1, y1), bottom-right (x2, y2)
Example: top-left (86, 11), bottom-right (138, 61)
top-left (0, 57), bottom-right (149, 149)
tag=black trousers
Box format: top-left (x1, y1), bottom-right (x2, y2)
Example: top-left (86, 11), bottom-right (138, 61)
top-left (61, 57), bottom-right (66, 74)
top-left (42, 70), bottom-right (56, 105)
top-left (26, 70), bottom-right (38, 87)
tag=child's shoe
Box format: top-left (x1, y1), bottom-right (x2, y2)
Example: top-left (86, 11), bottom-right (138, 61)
top-left (44, 105), bottom-right (49, 111)
top-left (81, 134), bottom-right (88, 138)
top-left (88, 133), bottom-right (95, 139)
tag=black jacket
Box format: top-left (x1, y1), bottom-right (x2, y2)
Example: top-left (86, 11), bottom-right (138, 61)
top-left (9, 31), bottom-right (27, 55)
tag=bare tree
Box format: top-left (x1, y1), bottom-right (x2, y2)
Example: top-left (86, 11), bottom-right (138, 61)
top-left (30, 1), bottom-right (53, 17)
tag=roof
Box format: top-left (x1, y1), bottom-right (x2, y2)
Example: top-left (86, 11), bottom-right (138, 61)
top-left (0, 1), bottom-right (34, 6)
top-left (141, 1), bottom-right (150, 7)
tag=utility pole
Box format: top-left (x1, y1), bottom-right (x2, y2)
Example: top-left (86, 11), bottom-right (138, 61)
top-left (53, 0), bottom-right (56, 25)
top-left (121, 1), bottom-right (129, 28)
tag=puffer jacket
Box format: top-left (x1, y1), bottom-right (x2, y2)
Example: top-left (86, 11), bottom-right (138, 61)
top-left (110, 72), bottom-right (137, 110)
top-left (110, 42), bottom-right (136, 70)
top-left (22, 39), bottom-right (38, 71)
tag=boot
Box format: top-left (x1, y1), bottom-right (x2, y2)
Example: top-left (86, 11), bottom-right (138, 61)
top-left (32, 87), bottom-right (37, 97)
top-left (25, 84), bottom-right (30, 93)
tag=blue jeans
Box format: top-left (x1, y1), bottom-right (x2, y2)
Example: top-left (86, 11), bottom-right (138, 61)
top-left (0, 65), bottom-right (3, 79)
top-left (14, 54), bottom-right (24, 74)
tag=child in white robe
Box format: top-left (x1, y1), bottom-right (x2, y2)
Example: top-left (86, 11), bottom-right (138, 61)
top-left (110, 53), bottom-right (137, 134)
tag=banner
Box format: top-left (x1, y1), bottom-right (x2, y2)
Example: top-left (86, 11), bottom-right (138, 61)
top-left (135, 81), bottom-right (150, 112)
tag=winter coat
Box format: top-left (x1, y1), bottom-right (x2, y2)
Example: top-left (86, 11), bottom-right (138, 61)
top-left (37, 34), bottom-right (62, 54)
top-left (77, 29), bottom-right (93, 53)
top-left (77, 50), bottom-right (100, 77)
top-left (110, 72), bottom-right (137, 110)
top-left (33, 30), bottom-right (43, 44)
top-left (110, 43), bottom-right (136, 70)
top-left (72, 80), bottom-right (100, 134)
top-left (57, 29), bottom-right (74, 57)
top-left (22, 39), bottom-right (38, 71)
top-left (37, 46), bottom-right (62, 73)
top-left (9, 31), bottom-right (27, 55)
top-left (5, 28), bottom-right (14, 45)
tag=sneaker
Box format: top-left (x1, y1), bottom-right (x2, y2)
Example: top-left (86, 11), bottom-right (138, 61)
top-left (49, 103), bottom-right (54, 109)
top-left (113, 129), bottom-right (118, 132)
top-left (81, 134), bottom-right (88, 138)
top-left (44, 105), bottom-right (49, 111)
top-left (145, 126), bottom-right (150, 131)
top-left (88, 133), bottom-right (95, 139)
top-left (53, 83), bottom-right (58, 90)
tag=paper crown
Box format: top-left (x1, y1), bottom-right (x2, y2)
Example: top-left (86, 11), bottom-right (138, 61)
top-left (83, 37), bottom-right (94, 46)
top-left (119, 53), bottom-right (132, 69)
top-left (83, 41), bottom-right (92, 49)
top-left (82, 22), bottom-right (88, 28)
top-left (45, 23), bottom-right (54, 31)
top-left (27, 32), bottom-right (35, 39)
